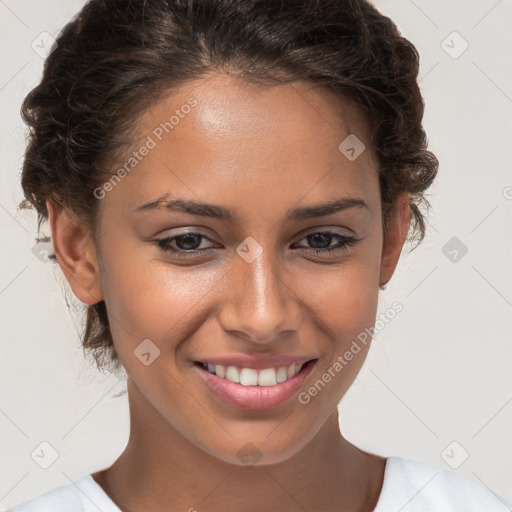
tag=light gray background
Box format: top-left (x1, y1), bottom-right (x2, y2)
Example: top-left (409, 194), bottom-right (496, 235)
top-left (1, 0), bottom-right (511, 509)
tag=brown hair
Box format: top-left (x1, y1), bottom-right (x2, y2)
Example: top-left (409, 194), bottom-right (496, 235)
top-left (19, 0), bottom-right (438, 373)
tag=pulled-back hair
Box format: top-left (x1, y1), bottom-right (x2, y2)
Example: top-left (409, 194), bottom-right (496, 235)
top-left (19, 0), bottom-right (438, 373)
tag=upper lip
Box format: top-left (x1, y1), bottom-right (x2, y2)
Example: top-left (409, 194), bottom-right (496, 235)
top-left (194, 354), bottom-right (317, 370)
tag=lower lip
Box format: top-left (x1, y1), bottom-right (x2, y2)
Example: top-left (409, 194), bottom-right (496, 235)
top-left (193, 360), bottom-right (317, 410)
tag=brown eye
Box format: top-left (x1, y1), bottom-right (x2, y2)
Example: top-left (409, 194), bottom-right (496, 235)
top-left (293, 231), bottom-right (361, 255)
top-left (172, 233), bottom-right (204, 251)
top-left (153, 231), bottom-right (218, 258)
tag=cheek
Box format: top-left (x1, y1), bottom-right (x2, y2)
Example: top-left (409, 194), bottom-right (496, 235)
top-left (307, 247), bottom-right (380, 332)
top-left (303, 248), bottom-right (381, 385)
top-left (99, 240), bottom-right (216, 349)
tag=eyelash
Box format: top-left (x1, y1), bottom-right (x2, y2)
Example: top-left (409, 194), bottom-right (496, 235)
top-left (151, 230), bottom-right (361, 258)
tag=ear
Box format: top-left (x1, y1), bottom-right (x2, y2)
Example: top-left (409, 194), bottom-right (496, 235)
top-left (379, 192), bottom-right (411, 288)
top-left (46, 199), bottom-right (104, 305)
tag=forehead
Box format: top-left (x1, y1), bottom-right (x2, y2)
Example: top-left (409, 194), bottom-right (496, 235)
top-left (139, 73), bottom-right (375, 158)
top-left (101, 73), bottom-right (380, 219)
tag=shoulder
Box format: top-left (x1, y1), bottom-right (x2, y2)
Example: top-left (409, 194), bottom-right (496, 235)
top-left (5, 481), bottom-right (83, 512)
top-left (4, 475), bottom-right (120, 512)
top-left (374, 456), bottom-right (512, 511)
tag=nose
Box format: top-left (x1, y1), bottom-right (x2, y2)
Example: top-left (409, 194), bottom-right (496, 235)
top-left (218, 246), bottom-right (303, 344)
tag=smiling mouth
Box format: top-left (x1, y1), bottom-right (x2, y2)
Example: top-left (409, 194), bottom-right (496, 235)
top-left (193, 359), bottom-right (317, 387)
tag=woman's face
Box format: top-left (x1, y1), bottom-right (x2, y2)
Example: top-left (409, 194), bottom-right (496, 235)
top-left (61, 74), bottom-right (407, 465)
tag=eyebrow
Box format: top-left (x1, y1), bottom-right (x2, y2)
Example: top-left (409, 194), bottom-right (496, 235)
top-left (135, 194), bottom-right (368, 221)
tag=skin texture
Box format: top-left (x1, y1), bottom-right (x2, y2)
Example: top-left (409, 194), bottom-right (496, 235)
top-left (47, 73), bottom-right (410, 512)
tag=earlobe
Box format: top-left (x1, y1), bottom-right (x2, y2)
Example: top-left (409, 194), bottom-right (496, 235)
top-left (46, 199), bottom-right (104, 305)
top-left (379, 193), bottom-right (410, 288)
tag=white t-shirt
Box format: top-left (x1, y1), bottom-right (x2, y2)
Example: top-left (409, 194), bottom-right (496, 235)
top-left (6, 456), bottom-right (512, 511)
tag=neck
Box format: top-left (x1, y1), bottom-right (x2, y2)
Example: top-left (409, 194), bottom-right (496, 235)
top-left (92, 378), bottom-right (386, 512)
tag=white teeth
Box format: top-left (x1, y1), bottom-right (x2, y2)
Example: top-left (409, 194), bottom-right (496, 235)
top-left (202, 361), bottom-right (306, 386)
top-left (239, 368), bottom-right (258, 386)
top-left (225, 366), bottom-right (240, 383)
top-left (258, 368), bottom-right (277, 386)
top-left (276, 367), bottom-right (288, 383)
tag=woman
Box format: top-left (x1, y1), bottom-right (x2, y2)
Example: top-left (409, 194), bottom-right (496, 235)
top-left (10, 0), bottom-right (511, 510)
